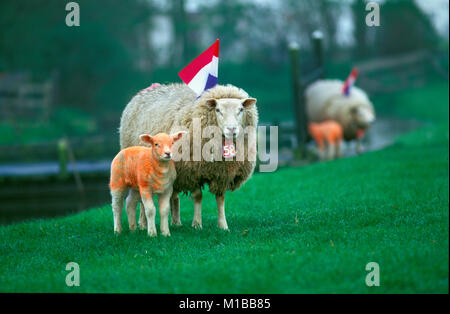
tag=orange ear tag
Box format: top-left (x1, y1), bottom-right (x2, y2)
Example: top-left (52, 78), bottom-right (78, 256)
top-left (356, 128), bottom-right (365, 139)
top-left (223, 140), bottom-right (236, 158)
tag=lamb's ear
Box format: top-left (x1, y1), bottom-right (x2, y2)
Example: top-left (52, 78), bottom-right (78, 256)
top-left (140, 134), bottom-right (153, 145)
top-left (242, 98), bottom-right (257, 108)
top-left (171, 131), bottom-right (187, 142)
top-left (206, 98), bottom-right (217, 109)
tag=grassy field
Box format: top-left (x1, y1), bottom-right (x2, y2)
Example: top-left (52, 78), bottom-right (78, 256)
top-left (0, 81), bottom-right (448, 293)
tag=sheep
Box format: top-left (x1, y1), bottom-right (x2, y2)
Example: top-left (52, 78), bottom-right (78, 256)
top-left (119, 83), bottom-right (258, 230)
top-left (109, 131), bottom-right (186, 237)
top-left (308, 120), bottom-right (343, 160)
top-left (305, 79), bottom-right (375, 153)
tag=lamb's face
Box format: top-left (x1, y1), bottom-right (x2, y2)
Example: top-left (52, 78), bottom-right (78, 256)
top-left (207, 98), bottom-right (257, 140)
top-left (139, 132), bottom-right (187, 161)
top-left (351, 105), bottom-right (375, 129)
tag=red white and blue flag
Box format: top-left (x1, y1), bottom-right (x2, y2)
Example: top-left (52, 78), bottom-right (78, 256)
top-left (342, 68), bottom-right (359, 96)
top-left (178, 39), bottom-right (219, 96)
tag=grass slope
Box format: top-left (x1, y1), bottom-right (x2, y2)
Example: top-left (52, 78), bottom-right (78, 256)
top-left (0, 82), bottom-right (448, 293)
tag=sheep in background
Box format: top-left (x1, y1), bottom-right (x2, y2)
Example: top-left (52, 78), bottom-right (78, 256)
top-left (119, 83), bottom-right (258, 231)
top-left (305, 79), bottom-right (375, 153)
top-left (308, 120), bottom-right (343, 161)
top-left (109, 132), bottom-right (186, 237)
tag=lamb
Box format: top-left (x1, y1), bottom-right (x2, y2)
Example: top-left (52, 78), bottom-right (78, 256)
top-left (305, 79), bottom-right (375, 153)
top-left (109, 131), bottom-right (186, 237)
top-left (308, 120), bottom-right (343, 160)
top-left (119, 83), bottom-right (258, 230)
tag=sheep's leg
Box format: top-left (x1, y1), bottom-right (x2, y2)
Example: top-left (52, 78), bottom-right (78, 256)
top-left (356, 139), bottom-right (363, 154)
top-left (191, 189), bottom-right (202, 229)
top-left (170, 193), bottom-right (182, 226)
top-left (140, 189), bottom-right (157, 237)
top-left (158, 189), bottom-right (172, 237)
top-left (216, 193), bottom-right (229, 230)
top-left (111, 189), bottom-right (126, 234)
top-left (125, 189), bottom-right (139, 231)
top-left (138, 200), bottom-right (147, 230)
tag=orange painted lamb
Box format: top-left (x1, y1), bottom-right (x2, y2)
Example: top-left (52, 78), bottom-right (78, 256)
top-left (109, 131), bottom-right (186, 236)
top-left (308, 120), bottom-right (343, 160)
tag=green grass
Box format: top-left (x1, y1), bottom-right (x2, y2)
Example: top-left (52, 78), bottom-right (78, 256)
top-left (0, 81), bottom-right (448, 293)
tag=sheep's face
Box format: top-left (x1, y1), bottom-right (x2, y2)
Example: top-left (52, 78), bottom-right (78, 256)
top-left (207, 98), bottom-right (257, 139)
top-left (351, 106), bottom-right (375, 129)
top-left (140, 132), bottom-right (187, 161)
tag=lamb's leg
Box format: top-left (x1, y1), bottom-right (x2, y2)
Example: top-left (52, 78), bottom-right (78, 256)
top-left (170, 193), bottom-right (182, 226)
top-left (158, 189), bottom-right (172, 237)
top-left (111, 189), bottom-right (126, 234)
top-left (336, 141), bottom-right (342, 158)
top-left (140, 189), bottom-right (157, 237)
top-left (216, 193), bottom-right (229, 230)
top-left (138, 200), bottom-right (147, 230)
top-left (191, 189), bottom-right (202, 229)
top-left (125, 189), bottom-right (139, 231)
top-left (317, 140), bottom-right (326, 161)
top-left (327, 143), bottom-right (335, 160)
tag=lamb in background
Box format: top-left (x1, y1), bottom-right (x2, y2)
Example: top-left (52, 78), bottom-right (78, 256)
top-left (308, 120), bottom-right (343, 161)
top-left (305, 79), bottom-right (375, 153)
top-left (109, 131), bottom-right (185, 237)
top-left (119, 83), bottom-right (258, 230)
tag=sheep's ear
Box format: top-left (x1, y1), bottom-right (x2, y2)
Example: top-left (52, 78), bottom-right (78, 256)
top-left (350, 106), bottom-right (359, 114)
top-left (242, 98), bottom-right (256, 108)
top-left (206, 98), bottom-right (217, 109)
top-left (172, 131), bottom-right (187, 142)
top-left (140, 134), bottom-right (153, 145)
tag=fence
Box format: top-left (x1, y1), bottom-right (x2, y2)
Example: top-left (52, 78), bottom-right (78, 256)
top-left (0, 72), bottom-right (54, 121)
top-left (0, 135), bottom-right (119, 163)
top-left (288, 31), bottom-right (326, 150)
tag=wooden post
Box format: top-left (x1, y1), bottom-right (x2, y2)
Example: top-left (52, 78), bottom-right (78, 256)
top-left (289, 42), bottom-right (307, 151)
top-left (58, 138), bottom-right (68, 179)
top-left (312, 30), bottom-right (325, 78)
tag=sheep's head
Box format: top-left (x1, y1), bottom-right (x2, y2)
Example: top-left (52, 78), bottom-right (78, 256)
top-left (350, 105), bottom-right (375, 129)
top-left (206, 97), bottom-right (257, 140)
top-left (140, 131), bottom-right (187, 161)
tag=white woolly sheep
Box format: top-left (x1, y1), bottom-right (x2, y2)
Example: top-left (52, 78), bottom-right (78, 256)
top-left (305, 79), bottom-right (375, 153)
top-left (119, 83), bottom-right (258, 230)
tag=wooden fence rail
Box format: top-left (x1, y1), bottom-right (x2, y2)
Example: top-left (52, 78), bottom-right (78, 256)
top-left (289, 31), bottom-right (326, 150)
top-left (0, 72), bottom-right (54, 120)
top-left (0, 135), bottom-right (120, 163)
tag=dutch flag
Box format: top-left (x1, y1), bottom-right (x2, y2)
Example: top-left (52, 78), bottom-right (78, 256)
top-left (178, 39), bottom-right (219, 97)
top-left (342, 68), bottom-right (359, 97)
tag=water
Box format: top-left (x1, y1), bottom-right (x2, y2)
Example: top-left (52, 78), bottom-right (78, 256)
top-left (278, 117), bottom-right (421, 163)
top-left (0, 118), bottom-right (421, 176)
top-left (0, 159), bottom-right (111, 176)
top-left (343, 117), bottom-right (421, 156)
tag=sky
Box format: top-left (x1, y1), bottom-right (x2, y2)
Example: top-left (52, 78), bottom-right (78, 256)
top-left (415, 0), bottom-right (449, 38)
